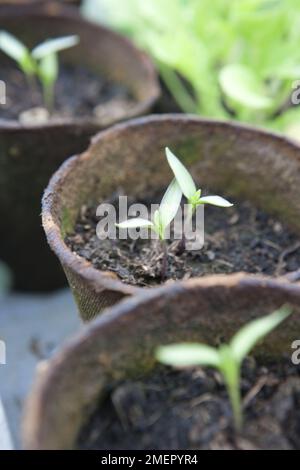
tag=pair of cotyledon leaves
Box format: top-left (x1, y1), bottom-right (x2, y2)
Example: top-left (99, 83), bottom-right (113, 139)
top-left (116, 148), bottom-right (233, 239)
top-left (157, 306), bottom-right (291, 369)
top-left (157, 305), bottom-right (291, 430)
top-left (0, 31), bottom-right (79, 82)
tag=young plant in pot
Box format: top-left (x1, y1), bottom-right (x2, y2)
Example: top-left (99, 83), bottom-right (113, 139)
top-left (157, 306), bottom-right (292, 433)
top-left (0, 3), bottom-right (159, 291)
top-left (22, 274), bottom-right (300, 450)
top-left (115, 148), bottom-right (232, 279)
top-left (0, 31), bottom-right (80, 115)
top-left (42, 115), bottom-right (300, 321)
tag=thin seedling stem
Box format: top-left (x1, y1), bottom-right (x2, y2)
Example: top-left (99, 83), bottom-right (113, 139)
top-left (43, 83), bottom-right (54, 114)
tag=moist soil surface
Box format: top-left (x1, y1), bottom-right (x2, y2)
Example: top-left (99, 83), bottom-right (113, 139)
top-left (66, 195), bottom-right (300, 287)
top-left (77, 358), bottom-right (300, 450)
top-left (0, 63), bottom-right (135, 123)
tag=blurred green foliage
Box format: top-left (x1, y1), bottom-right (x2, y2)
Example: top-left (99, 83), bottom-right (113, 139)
top-left (83, 0), bottom-right (300, 137)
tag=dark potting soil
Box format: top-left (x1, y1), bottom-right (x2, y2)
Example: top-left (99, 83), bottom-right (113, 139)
top-left (65, 197), bottom-right (300, 287)
top-left (0, 63), bottom-right (135, 123)
top-left (77, 358), bottom-right (300, 450)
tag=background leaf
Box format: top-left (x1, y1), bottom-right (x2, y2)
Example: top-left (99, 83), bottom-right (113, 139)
top-left (219, 64), bottom-right (273, 110)
top-left (82, 0), bottom-right (300, 131)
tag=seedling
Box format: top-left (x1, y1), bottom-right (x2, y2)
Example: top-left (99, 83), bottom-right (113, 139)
top-left (32, 35), bottom-right (79, 111)
top-left (116, 178), bottom-right (182, 278)
top-left (0, 31), bottom-right (79, 111)
top-left (156, 306), bottom-right (292, 431)
top-left (115, 148), bottom-right (233, 274)
top-left (0, 31), bottom-right (36, 81)
top-left (166, 147), bottom-right (233, 214)
top-left (165, 147), bottom-right (232, 251)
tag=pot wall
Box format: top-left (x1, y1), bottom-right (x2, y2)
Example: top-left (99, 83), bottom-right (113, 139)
top-left (22, 274), bottom-right (300, 449)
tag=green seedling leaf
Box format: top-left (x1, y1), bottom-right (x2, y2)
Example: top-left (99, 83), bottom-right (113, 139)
top-left (116, 218), bottom-right (154, 229)
top-left (38, 52), bottom-right (58, 85)
top-left (198, 195), bottom-right (233, 207)
top-left (0, 30), bottom-right (28, 62)
top-left (0, 30), bottom-right (36, 76)
top-left (115, 178), bottom-right (182, 241)
top-left (33, 35), bottom-right (79, 112)
top-left (0, 31), bottom-right (79, 112)
top-left (165, 147), bottom-right (196, 199)
top-left (218, 344), bottom-right (242, 430)
top-left (156, 343), bottom-right (220, 367)
top-left (32, 35), bottom-right (79, 59)
top-left (156, 305), bottom-right (292, 432)
top-left (165, 148), bottom-right (233, 212)
top-left (38, 52), bottom-right (58, 112)
top-left (219, 64), bottom-right (273, 110)
top-left (230, 305), bottom-right (292, 363)
top-left (158, 178), bottom-right (182, 230)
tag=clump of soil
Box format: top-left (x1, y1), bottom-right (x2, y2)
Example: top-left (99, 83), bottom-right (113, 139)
top-left (0, 63), bottom-right (135, 122)
top-left (77, 358), bottom-right (300, 450)
top-left (66, 195), bottom-right (300, 287)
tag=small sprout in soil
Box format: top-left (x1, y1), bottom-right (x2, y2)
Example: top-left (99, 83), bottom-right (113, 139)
top-left (0, 31), bottom-right (79, 112)
top-left (116, 178), bottom-right (182, 278)
top-left (32, 35), bottom-right (79, 112)
top-left (156, 305), bottom-right (292, 432)
top-left (166, 147), bottom-right (233, 213)
top-left (0, 31), bottom-right (36, 82)
top-left (166, 147), bottom-right (233, 251)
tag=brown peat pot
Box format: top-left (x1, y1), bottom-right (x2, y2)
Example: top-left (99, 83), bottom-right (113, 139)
top-left (22, 273), bottom-right (300, 449)
top-left (0, 2), bottom-right (159, 291)
top-left (42, 114), bottom-right (300, 320)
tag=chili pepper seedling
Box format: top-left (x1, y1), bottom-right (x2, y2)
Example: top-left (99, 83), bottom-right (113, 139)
top-left (156, 305), bottom-right (292, 431)
top-left (116, 178), bottom-right (182, 279)
top-left (165, 147), bottom-right (233, 251)
top-left (0, 31), bottom-right (79, 111)
top-left (166, 147), bottom-right (233, 213)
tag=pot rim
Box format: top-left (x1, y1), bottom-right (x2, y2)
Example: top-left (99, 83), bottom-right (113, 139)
top-left (42, 113), bottom-right (300, 295)
top-left (22, 272), bottom-right (300, 449)
top-left (34, 272), bottom-right (300, 357)
top-left (0, 2), bottom-right (160, 130)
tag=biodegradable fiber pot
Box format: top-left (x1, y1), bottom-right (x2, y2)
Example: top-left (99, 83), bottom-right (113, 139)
top-left (0, 2), bottom-right (160, 291)
top-left (42, 114), bottom-right (300, 320)
top-left (22, 273), bottom-right (300, 450)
